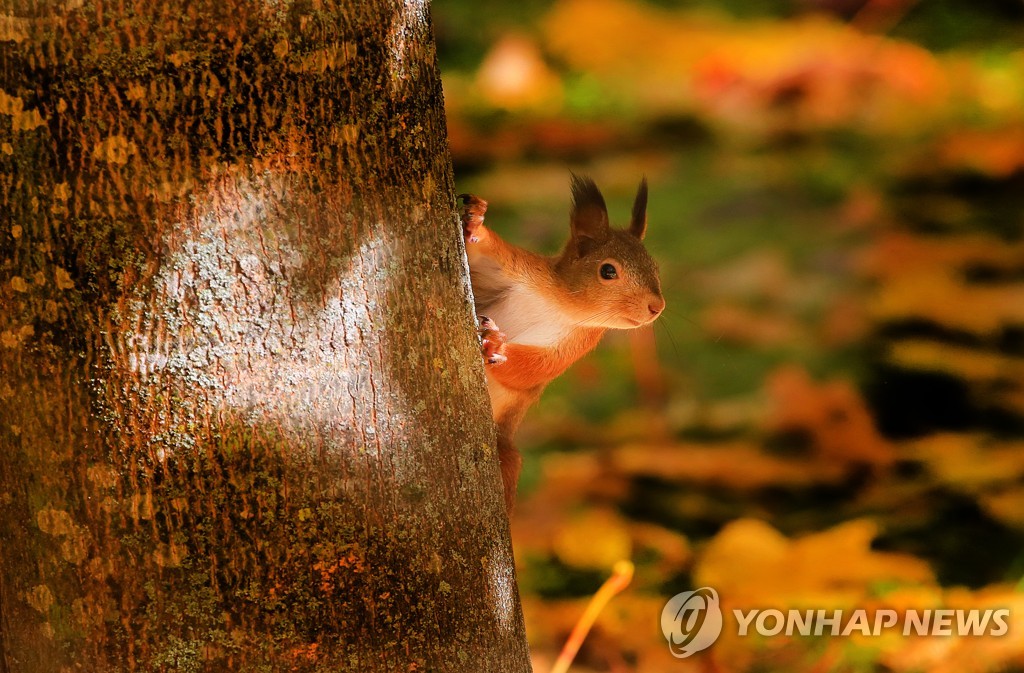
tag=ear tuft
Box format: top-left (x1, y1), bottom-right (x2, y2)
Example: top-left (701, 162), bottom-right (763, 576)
top-left (569, 173), bottom-right (610, 245)
top-left (630, 176), bottom-right (648, 240)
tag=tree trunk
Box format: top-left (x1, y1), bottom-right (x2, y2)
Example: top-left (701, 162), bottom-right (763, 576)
top-left (0, 1), bottom-right (532, 671)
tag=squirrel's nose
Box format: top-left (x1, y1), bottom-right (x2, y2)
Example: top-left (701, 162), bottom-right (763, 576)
top-left (648, 296), bottom-right (666, 317)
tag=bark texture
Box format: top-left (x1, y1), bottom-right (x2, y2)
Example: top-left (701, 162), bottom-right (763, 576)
top-left (0, 1), bottom-right (531, 671)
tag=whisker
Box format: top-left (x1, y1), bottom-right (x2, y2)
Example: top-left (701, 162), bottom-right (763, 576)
top-left (568, 309), bottom-right (617, 330)
top-left (660, 307), bottom-right (700, 330)
top-left (654, 320), bottom-right (681, 359)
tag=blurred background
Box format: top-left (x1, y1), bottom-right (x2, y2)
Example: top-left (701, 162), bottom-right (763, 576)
top-left (433, 0), bottom-right (1024, 670)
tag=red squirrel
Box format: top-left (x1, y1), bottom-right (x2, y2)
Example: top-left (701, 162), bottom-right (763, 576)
top-left (458, 174), bottom-right (665, 509)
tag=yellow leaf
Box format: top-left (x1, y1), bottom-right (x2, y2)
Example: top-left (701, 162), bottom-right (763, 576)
top-left (476, 34), bottom-right (563, 112)
top-left (872, 273), bottom-right (1024, 336)
top-left (695, 518), bottom-right (934, 603)
top-left (553, 508), bottom-right (631, 570)
top-left (887, 340), bottom-right (1024, 383)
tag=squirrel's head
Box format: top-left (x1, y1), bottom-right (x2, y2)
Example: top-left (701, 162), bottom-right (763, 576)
top-left (555, 174), bottom-right (665, 330)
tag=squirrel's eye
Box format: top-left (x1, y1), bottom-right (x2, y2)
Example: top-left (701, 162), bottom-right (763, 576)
top-left (600, 263), bottom-right (618, 280)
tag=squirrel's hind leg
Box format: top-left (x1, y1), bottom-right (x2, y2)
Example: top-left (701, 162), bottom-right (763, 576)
top-left (497, 427), bottom-right (522, 511)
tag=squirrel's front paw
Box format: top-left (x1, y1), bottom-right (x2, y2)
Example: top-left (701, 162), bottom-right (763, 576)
top-left (478, 315), bottom-right (507, 365)
top-left (458, 193), bottom-right (488, 245)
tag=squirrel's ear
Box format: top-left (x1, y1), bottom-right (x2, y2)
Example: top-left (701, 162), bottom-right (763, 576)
top-left (569, 173), bottom-right (610, 248)
top-left (629, 177), bottom-right (648, 240)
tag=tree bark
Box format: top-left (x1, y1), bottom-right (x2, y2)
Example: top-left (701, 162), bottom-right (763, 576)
top-left (0, 1), bottom-right (531, 671)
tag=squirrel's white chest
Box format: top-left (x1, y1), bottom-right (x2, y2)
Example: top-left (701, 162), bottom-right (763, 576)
top-left (485, 285), bottom-right (572, 349)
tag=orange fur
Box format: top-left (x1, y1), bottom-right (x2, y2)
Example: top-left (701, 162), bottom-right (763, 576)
top-left (488, 336), bottom-right (604, 507)
top-left (489, 338), bottom-right (601, 391)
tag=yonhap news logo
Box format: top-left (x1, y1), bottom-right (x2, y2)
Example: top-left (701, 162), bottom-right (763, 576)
top-left (661, 587), bottom-right (1011, 658)
top-left (660, 587), bottom-right (724, 658)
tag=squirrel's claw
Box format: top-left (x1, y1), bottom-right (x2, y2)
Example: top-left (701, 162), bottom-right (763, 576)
top-left (478, 315), bottom-right (507, 366)
top-left (458, 193), bottom-right (488, 245)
